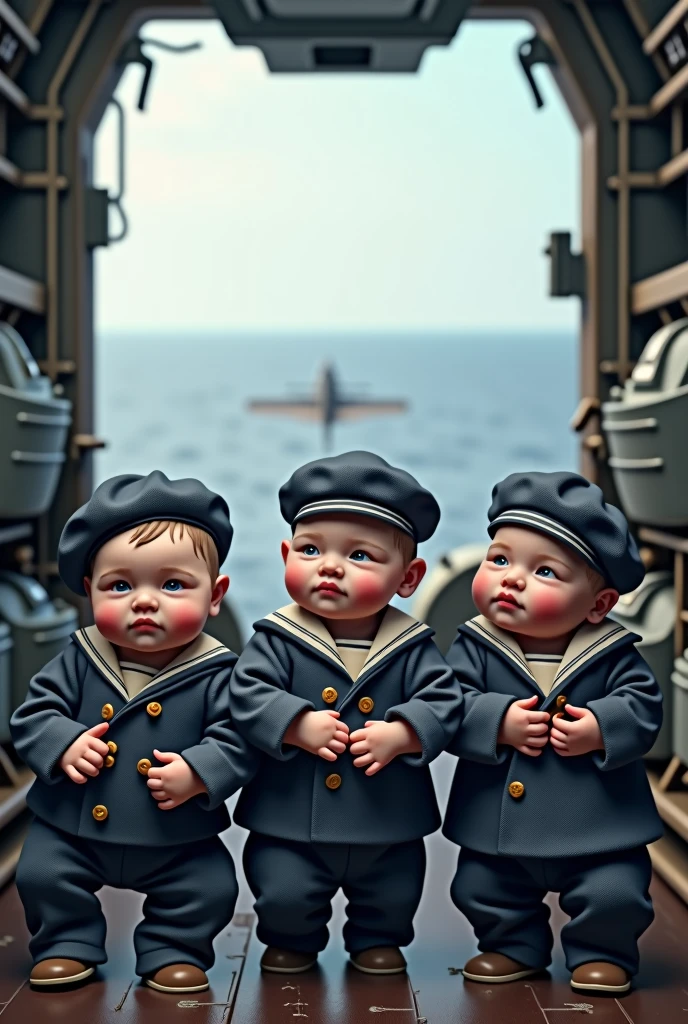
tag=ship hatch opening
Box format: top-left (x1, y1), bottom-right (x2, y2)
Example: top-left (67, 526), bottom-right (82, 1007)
top-left (313, 46), bottom-right (372, 67)
top-left (91, 18), bottom-right (579, 630)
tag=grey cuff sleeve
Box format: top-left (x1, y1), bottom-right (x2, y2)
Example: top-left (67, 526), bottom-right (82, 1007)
top-left (181, 743), bottom-right (241, 810)
top-left (386, 699), bottom-right (447, 767)
top-left (260, 691), bottom-right (316, 761)
top-left (587, 697), bottom-right (655, 771)
top-left (36, 719), bottom-right (93, 785)
top-left (452, 692), bottom-right (516, 764)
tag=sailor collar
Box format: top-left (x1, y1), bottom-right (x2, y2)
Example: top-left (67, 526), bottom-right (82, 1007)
top-left (73, 625), bottom-right (232, 702)
top-left (263, 602), bottom-right (432, 682)
top-left (461, 614), bottom-right (635, 694)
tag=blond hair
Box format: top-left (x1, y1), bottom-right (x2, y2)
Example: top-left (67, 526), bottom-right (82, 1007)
top-left (128, 520), bottom-right (219, 581)
top-left (392, 527), bottom-right (417, 565)
top-left (584, 561), bottom-right (608, 593)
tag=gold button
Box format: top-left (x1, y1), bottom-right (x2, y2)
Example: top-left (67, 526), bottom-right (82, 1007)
top-left (556, 695), bottom-right (567, 707)
top-left (107, 741), bottom-right (118, 754)
top-left (508, 781), bottom-right (525, 799)
top-left (92, 805), bottom-right (108, 821)
top-left (104, 755), bottom-right (115, 768)
top-left (137, 758), bottom-right (152, 775)
top-left (358, 697), bottom-right (374, 714)
top-left (325, 773), bottom-right (342, 790)
top-left (146, 701), bottom-right (162, 717)
top-left (322, 687), bottom-right (338, 704)
top-left (101, 703), bottom-right (114, 720)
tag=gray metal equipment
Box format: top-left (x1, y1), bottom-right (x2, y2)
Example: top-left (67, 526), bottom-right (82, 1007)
top-left (202, 595), bottom-right (244, 655)
top-left (0, 622), bottom-right (12, 745)
top-left (0, 323), bottom-right (72, 518)
top-left (672, 654), bottom-right (688, 768)
top-left (602, 319), bottom-right (688, 526)
top-left (412, 544), bottom-right (486, 655)
top-left (611, 571), bottom-right (675, 760)
top-left (0, 571), bottom-right (78, 713)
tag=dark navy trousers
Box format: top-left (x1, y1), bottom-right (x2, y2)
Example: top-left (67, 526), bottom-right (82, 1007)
top-left (244, 832), bottom-right (426, 954)
top-left (16, 818), bottom-right (238, 976)
top-left (451, 845), bottom-right (654, 975)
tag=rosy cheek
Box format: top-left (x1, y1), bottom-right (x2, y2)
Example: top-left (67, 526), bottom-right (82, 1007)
top-left (471, 568), bottom-right (492, 611)
top-left (350, 573), bottom-right (386, 606)
top-left (93, 602), bottom-right (126, 637)
top-left (165, 603), bottom-right (204, 635)
top-left (284, 560), bottom-right (310, 598)
top-left (529, 587), bottom-right (567, 623)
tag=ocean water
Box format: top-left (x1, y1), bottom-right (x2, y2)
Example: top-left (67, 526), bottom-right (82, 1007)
top-left (94, 330), bottom-right (578, 636)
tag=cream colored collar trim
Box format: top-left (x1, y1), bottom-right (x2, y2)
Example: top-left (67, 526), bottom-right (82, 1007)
top-left (265, 604), bottom-right (345, 670)
top-left (265, 603), bottom-right (431, 681)
top-left (360, 606), bottom-right (430, 679)
top-left (553, 618), bottom-right (631, 686)
top-left (74, 626), bottom-right (230, 699)
top-left (463, 615), bottom-right (631, 689)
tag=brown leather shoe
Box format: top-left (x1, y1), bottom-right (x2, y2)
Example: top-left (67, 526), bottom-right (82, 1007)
top-left (145, 964), bottom-right (209, 993)
top-left (260, 947), bottom-right (318, 973)
top-left (30, 958), bottom-right (95, 987)
top-left (462, 952), bottom-right (544, 983)
top-left (570, 962), bottom-right (631, 993)
top-left (350, 947), bottom-right (407, 974)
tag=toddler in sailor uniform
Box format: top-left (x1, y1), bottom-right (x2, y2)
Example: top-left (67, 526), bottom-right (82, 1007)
top-left (443, 470), bottom-right (663, 995)
top-left (11, 471), bottom-right (256, 994)
top-left (228, 451), bottom-right (462, 975)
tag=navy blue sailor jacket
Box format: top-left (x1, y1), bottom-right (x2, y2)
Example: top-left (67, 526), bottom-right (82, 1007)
top-left (229, 603), bottom-right (463, 845)
top-left (10, 626), bottom-right (258, 847)
top-left (442, 615), bottom-right (664, 859)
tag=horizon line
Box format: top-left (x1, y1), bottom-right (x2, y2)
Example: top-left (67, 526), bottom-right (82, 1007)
top-left (97, 325), bottom-right (578, 336)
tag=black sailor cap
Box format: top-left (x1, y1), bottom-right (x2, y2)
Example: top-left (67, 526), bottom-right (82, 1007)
top-left (279, 451), bottom-right (440, 543)
top-left (487, 470), bottom-right (644, 595)
top-left (58, 470), bottom-right (232, 595)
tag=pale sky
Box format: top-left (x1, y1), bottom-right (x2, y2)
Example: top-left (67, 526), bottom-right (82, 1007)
top-left (94, 17), bottom-right (580, 331)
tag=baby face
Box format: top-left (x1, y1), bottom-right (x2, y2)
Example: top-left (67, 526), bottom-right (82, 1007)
top-left (282, 513), bottom-right (424, 622)
top-left (472, 525), bottom-right (616, 640)
top-left (85, 527), bottom-right (225, 655)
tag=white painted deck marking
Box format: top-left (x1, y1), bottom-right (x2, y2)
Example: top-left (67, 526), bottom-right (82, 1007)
top-left (282, 982), bottom-right (308, 1017)
top-left (113, 978), bottom-right (134, 1010)
top-left (0, 979), bottom-right (27, 1016)
top-left (526, 985), bottom-right (594, 1019)
top-left (614, 999), bottom-right (636, 1022)
top-left (369, 1006), bottom-right (427, 1021)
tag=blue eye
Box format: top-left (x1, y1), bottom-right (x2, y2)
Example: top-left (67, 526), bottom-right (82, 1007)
top-left (162, 579), bottom-right (184, 592)
top-left (302, 545), bottom-right (320, 557)
top-left (492, 555), bottom-right (508, 566)
top-left (111, 581), bottom-right (131, 593)
top-left (350, 550), bottom-right (371, 562)
top-left (536, 566), bottom-right (557, 579)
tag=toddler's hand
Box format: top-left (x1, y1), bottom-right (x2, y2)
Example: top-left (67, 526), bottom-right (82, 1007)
top-left (146, 750), bottom-right (207, 810)
top-left (349, 719), bottom-right (421, 776)
top-left (60, 722), bottom-right (110, 783)
top-left (498, 696), bottom-right (550, 757)
top-left (550, 705), bottom-right (604, 757)
top-left (283, 709), bottom-right (349, 761)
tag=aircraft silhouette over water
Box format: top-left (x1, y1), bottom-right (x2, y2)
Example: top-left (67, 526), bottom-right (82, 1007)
top-left (248, 362), bottom-right (407, 449)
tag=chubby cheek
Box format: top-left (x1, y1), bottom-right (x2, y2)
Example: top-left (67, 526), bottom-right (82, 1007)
top-left (528, 586), bottom-right (569, 624)
top-left (348, 571), bottom-right (388, 608)
top-left (164, 600), bottom-right (207, 638)
top-left (92, 600), bottom-right (128, 640)
top-left (284, 559), bottom-right (311, 601)
top-left (471, 567), bottom-right (493, 613)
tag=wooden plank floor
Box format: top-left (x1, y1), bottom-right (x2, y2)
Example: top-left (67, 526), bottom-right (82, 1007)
top-left (1, 756), bottom-right (687, 1023)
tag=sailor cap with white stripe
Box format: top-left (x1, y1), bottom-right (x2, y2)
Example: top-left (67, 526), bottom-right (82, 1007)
top-left (279, 451), bottom-right (440, 543)
top-left (486, 470), bottom-right (644, 594)
top-left (58, 471), bottom-right (233, 595)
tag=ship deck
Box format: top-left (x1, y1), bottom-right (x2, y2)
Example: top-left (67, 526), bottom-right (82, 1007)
top-left (1, 760), bottom-right (687, 1024)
